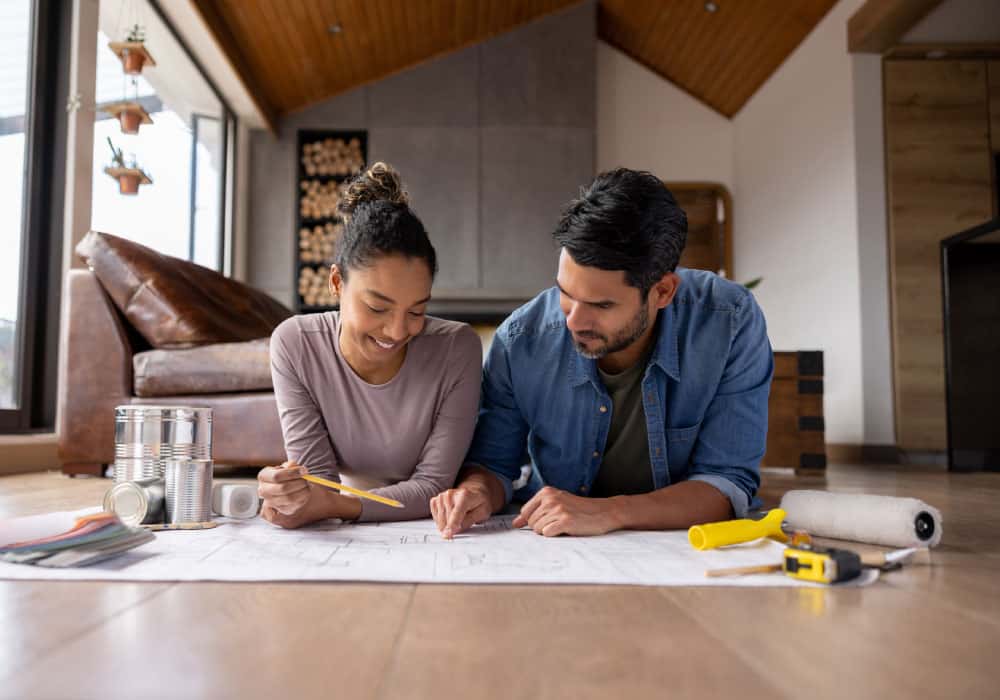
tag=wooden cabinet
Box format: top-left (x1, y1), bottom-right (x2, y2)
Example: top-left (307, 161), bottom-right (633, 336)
top-left (884, 60), bottom-right (994, 451)
top-left (667, 183), bottom-right (733, 278)
top-left (763, 351), bottom-right (826, 473)
top-left (990, 61), bottom-right (1000, 153)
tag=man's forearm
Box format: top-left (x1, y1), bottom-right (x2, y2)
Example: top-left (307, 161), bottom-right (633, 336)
top-left (457, 465), bottom-right (507, 514)
top-left (609, 479), bottom-right (734, 531)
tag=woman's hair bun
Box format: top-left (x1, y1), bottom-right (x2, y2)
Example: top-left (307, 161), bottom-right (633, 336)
top-left (337, 161), bottom-right (409, 219)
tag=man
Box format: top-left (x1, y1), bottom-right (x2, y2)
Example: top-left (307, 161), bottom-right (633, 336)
top-left (430, 168), bottom-right (772, 538)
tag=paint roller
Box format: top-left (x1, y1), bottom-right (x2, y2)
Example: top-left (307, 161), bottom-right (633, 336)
top-left (688, 490), bottom-right (942, 550)
top-left (779, 490), bottom-right (942, 548)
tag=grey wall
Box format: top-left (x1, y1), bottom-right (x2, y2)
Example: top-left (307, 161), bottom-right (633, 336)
top-left (248, 2), bottom-right (596, 314)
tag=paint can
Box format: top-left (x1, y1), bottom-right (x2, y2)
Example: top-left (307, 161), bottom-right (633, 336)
top-left (102, 477), bottom-right (165, 526)
top-left (165, 459), bottom-right (214, 524)
top-left (113, 405), bottom-right (212, 482)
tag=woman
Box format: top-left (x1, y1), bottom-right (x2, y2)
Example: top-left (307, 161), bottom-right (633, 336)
top-left (258, 162), bottom-right (482, 527)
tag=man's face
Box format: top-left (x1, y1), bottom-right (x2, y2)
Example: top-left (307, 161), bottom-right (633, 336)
top-left (556, 249), bottom-right (652, 360)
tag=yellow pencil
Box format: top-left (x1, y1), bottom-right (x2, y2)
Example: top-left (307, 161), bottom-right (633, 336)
top-left (705, 563), bottom-right (782, 578)
top-left (301, 473), bottom-right (404, 509)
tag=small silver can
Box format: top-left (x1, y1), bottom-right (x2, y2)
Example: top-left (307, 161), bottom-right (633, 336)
top-left (165, 459), bottom-right (214, 524)
top-left (103, 478), bottom-right (165, 526)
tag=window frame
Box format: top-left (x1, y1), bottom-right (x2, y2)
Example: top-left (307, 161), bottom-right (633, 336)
top-left (0, 0), bottom-right (65, 432)
top-left (148, 0), bottom-right (236, 274)
top-left (1, 0), bottom-right (238, 433)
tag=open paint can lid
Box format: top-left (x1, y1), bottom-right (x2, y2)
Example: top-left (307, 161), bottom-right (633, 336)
top-left (103, 478), bottom-right (164, 526)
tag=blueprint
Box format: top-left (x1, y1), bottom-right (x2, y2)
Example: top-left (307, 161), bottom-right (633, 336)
top-left (0, 514), bottom-right (877, 586)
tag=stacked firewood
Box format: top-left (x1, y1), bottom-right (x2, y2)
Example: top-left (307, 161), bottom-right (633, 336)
top-left (297, 266), bottom-right (337, 307)
top-left (299, 179), bottom-right (348, 220)
top-left (300, 137), bottom-right (364, 176)
top-left (298, 221), bottom-right (342, 264)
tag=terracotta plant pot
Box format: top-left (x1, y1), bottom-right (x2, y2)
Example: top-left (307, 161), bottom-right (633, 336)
top-left (119, 111), bottom-right (141, 134)
top-left (117, 173), bottom-right (141, 195)
top-left (122, 48), bottom-right (147, 75)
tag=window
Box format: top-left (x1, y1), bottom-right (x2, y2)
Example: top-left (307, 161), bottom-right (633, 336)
top-left (91, 0), bottom-right (231, 271)
top-left (0, 0), bottom-right (33, 411)
top-left (1, 0), bottom-right (65, 432)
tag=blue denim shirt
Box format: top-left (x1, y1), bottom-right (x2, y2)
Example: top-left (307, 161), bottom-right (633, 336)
top-left (464, 268), bottom-right (773, 518)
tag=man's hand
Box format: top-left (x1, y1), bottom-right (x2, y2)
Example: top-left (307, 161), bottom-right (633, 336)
top-left (430, 467), bottom-right (505, 539)
top-left (430, 483), bottom-right (492, 539)
top-left (512, 486), bottom-right (624, 537)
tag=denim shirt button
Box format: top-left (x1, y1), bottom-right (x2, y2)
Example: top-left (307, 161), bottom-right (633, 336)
top-left (592, 450), bottom-right (600, 458)
top-left (599, 405), bottom-right (607, 413)
top-left (579, 486), bottom-right (588, 494)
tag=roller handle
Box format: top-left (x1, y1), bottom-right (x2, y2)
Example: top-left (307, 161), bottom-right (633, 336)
top-left (688, 509), bottom-right (789, 550)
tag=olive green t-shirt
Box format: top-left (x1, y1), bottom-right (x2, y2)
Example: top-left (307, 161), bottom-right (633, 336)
top-left (591, 354), bottom-right (654, 497)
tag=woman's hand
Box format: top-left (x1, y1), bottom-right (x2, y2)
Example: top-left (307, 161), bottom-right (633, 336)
top-left (258, 461), bottom-right (361, 528)
top-left (258, 461), bottom-right (310, 515)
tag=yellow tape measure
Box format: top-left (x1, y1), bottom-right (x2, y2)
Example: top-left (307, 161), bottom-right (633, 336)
top-left (783, 544), bottom-right (862, 584)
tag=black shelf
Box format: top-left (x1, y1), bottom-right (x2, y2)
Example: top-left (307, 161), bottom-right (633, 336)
top-left (294, 129), bottom-right (368, 313)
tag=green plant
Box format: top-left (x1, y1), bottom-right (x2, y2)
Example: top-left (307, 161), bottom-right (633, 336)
top-left (106, 137), bottom-right (125, 168)
top-left (126, 24), bottom-right (145, 42)
top-left (742, 277), bottom-right (763, 290)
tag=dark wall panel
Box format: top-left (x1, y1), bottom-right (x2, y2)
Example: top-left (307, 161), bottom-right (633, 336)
top-left (480, 2), bottom-right (596, 128)
top-left (369, 127), bottom-right (480, 290)
top-left (368, 48), bottom-right (479, 128)
top-left (481, 127), bottom-right (593, 292)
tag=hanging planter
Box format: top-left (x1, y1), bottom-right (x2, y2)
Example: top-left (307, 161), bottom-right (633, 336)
top-left (105, 166), bottom-right (152, 195)
top-left (101, 101), bottom-right (153, 134)
top-left (108, 24), bottom-right (156, 75)
top-left (104, 137), bottom-right (152, 195)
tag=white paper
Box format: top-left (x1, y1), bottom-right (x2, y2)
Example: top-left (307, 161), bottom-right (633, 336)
top-left (0, 513), bottom-right (878, 586)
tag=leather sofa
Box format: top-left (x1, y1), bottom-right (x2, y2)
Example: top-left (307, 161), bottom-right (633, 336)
top-left (58, 232), bottom-right (291, 476)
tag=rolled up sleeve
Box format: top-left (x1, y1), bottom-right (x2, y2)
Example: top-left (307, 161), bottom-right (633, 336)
top-left (686, 293), bottom-right (773, 518)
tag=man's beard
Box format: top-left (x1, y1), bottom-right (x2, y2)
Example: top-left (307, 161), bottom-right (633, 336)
top-left (572, 300), bottom-right (650, 360)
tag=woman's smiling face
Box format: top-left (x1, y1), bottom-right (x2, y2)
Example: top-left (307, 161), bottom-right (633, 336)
top-left (331, 253), bottom-right (433, 382)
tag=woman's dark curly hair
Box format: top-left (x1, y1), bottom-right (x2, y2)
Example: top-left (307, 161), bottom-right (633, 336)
top-left (334, 162), bottom-right (437, 281)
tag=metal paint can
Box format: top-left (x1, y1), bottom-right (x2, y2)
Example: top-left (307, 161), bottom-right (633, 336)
top-left (113, 405), bottom-right (213, 482)
top-left (165, 459), bottom-right (214, 524)
top-left (102, 478), bottom-right (165, 526)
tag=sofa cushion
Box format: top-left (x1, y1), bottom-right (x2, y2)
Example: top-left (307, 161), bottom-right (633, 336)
top-left (133, 338), bottom-right (273, 397)
top-left (76, 230), bottom-right (292, 348)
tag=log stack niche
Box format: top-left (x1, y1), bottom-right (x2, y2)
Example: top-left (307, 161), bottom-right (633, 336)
top-left (295, 130), bottom-right (367, 312)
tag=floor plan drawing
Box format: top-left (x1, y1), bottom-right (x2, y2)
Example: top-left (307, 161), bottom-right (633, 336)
top-left (0, 514), bottom-right (876, 586)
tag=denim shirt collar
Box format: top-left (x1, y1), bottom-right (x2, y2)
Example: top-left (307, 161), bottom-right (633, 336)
top-left (568, 305), bottom-right (681, 388)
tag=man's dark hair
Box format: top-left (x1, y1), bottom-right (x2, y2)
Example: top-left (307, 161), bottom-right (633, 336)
top-left (335, 162), bottom-right (438, 281)
top-left (553, 168), bottom-right (687, 296)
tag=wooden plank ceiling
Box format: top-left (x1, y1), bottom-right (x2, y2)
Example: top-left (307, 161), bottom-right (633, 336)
top-left (192, 0), bottom-right (839, 125)
top-left (600, 0), bottom-right (839, 117)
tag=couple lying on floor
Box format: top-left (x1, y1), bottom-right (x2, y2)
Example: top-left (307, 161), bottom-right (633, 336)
top-left (257, 163), bottom-right (773, 538)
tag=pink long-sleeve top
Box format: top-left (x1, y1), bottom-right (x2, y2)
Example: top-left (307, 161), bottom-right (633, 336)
top-left (269, 311), bottom-right (482, 521)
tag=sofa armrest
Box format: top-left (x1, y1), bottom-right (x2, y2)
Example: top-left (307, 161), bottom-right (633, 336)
top-left (57, 269), bottom-right (134, 467)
